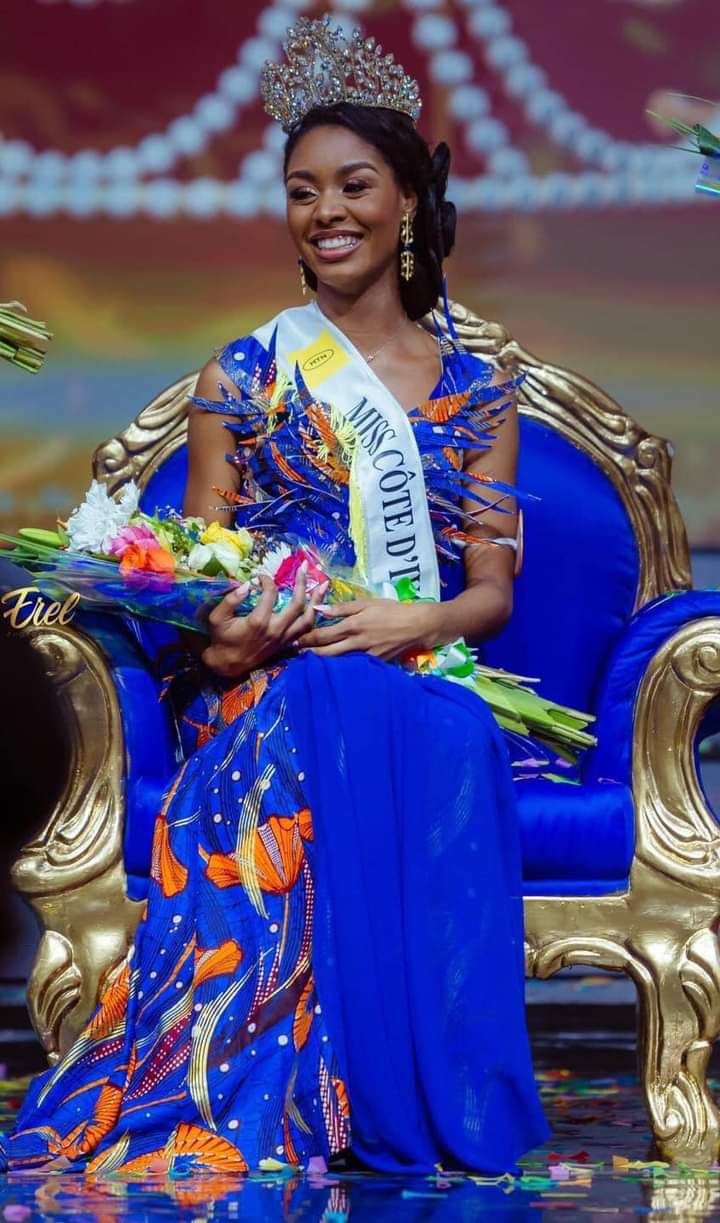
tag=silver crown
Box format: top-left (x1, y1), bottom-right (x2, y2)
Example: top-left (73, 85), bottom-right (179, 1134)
top-left (260, 15), bottom-right (422, 133)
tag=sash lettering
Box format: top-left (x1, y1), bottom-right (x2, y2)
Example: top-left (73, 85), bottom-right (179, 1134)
top-left (254, 303), bottom-right (440, 600)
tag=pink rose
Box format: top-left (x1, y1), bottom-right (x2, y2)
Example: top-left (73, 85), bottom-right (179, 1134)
top-left (274, 548), bottom-right (328, 592)
top-left (107, 522), bottom-right (160, 558)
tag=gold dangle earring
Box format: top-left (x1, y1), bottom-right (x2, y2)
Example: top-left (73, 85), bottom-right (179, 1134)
top-left (400, 211), bottom-right (415, 281)
top-left (298, 257), bottom-right (309, 297)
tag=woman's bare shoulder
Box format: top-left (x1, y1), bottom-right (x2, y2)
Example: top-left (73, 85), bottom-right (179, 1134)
top-left (191, 330), bottom-right (275, 412)
top-left (185, 356), bottom-right (242, 518)
top-left (191, 355), bottom-right (237, 410)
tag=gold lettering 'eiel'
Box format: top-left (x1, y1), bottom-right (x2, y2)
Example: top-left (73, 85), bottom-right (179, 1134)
top-left (1, 586), bottom-right (81, 630)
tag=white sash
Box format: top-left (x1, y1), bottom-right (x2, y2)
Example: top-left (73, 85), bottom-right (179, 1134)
top-left (253, 302), bottom-right (440, 600)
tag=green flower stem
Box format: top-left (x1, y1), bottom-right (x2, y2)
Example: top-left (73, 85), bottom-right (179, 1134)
top-left (0, 305), bottom-right (52, 373)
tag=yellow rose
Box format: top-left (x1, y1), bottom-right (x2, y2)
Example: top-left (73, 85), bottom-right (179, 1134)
top-left (201, 522), bottom-right (253, 558)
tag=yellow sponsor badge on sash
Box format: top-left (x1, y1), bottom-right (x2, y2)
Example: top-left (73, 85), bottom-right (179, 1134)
top-left (288, 329), bottom-right (350, 390)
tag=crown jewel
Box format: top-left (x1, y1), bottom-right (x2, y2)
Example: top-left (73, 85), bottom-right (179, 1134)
top-left (260, 15), bottom-right (422, 133)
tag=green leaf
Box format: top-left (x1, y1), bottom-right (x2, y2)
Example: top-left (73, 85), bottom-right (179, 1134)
top-left (645, 109), bottom-right (695, 138)
top-left (0, 532), bottom-right (64, 558)
top-left (695, 123), bottom-right (720, 157)
top-left (17, 527), bottom-right (64, 548)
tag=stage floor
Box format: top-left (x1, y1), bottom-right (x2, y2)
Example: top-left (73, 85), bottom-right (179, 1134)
top-left (2, 1049), bottom-right (720, 1219)
top-left (2, 740), bottom-right (718, 1219)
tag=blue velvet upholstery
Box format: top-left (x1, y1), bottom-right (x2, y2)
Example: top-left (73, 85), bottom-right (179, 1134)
top-left (517, 779), bottom-right (634, 892)
top-left (482, 419), bottom-right (640, 714)
top-left (141, 447), bottom-right (188, 518)
top-left (102, 419), bottom-right (711, 902)
top-left (584, 590), bottom-right (720, 789)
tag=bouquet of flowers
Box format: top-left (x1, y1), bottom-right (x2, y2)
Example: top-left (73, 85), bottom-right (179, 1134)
top-left (0, 479), bottom-right (596, 764)
top-left (0, 479), bottom-right (364, 630)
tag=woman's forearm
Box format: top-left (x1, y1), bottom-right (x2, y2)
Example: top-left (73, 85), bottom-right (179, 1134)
top-left (423, 580), bottom-right (513, 649)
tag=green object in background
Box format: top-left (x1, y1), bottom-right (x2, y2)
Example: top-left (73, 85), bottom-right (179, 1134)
top-left (645, 107), bottom-right (720, 157)
top-left (646, 98), bottom-right (720, 197)
top-left (0, 301), bottom-right (52, 372)
top-left (694, 123), bottom-right (720, 159)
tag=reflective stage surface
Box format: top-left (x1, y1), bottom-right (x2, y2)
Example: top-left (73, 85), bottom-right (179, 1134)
top-left (3, 854), bottom-right (720, 1220)
top-left (4, 1066), bottom-right (720, 1220)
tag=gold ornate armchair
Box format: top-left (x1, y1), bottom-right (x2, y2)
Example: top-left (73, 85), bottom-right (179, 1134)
top-left (12, 303), bottom-right (720, 1166)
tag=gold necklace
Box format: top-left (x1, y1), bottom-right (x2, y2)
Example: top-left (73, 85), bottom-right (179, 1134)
top-left (316, 302), bottom-right (409, 365)
top-left (363, 317), bottom-right (409, 364)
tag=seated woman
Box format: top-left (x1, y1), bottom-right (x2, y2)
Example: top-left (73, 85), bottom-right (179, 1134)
top-left (4, 17), bottom-right (550, 1176)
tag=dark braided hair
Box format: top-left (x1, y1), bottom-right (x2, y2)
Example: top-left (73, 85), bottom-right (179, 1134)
top-left (283, 102), bottom-right (457, 321)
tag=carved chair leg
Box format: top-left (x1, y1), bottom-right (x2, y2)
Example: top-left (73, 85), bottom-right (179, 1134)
top-left (11, 624), bottom-right (145, 1063)
top-left (22, 862), bottom-right (143, 1063)
top-left (628, 618), bottom-right (720, 1165)
top-left (526, 892), bottom-right (720, 1167)
top-left (634, 924), bottom-right (720, 1166)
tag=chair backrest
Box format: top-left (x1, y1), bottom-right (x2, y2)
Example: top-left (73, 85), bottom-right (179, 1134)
top-left (94, 301), bottom-right (691, 716)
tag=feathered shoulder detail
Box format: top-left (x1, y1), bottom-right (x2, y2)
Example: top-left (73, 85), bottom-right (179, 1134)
top-left (189, 327), bottom-right (527, 570)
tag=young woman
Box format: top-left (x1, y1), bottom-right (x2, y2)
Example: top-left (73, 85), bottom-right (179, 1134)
top-left (5, 18), bottom-right (549, 1176)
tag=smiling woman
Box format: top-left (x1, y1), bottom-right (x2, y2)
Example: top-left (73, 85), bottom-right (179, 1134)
top-left (284, 104), bottom-right (457, 326)
top-left (4, 15), bottom-right (550, 1179)
top-left (283, 119), bottom-right (445, 405)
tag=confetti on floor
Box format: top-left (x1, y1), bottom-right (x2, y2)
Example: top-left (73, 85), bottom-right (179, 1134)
top-left (2, 1071), bottom-right (720, 1218)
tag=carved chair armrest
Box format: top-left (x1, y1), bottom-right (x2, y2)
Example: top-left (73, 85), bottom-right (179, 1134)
top-left (13, 613), bottom-right (181, 1061)
top-left (581, 591), bottom-right (720, 895)
top-left (584, 591), bottom-right (720, 790)
top-left (525, 602), bottom-right (720, 1168)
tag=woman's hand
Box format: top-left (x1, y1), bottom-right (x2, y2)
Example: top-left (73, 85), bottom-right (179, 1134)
top-left (296, 597), bottom-right (441, 660)
top-left (202, 567), bottom-right (328, 679)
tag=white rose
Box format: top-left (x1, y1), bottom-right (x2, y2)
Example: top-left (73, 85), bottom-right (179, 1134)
top-left (208, 540), bottom-right (243, 577)
top-left (187, 541), bottom-right (242, 578)
top-left (187, 543), bottom-right (214, 573)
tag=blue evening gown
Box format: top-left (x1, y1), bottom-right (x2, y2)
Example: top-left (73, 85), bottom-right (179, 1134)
top-left (3, 325), bottom-right (549, 1176)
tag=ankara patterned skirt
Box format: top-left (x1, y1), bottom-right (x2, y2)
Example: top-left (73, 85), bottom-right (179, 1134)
top-left (4, 651), bottom-right (549, 1176)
